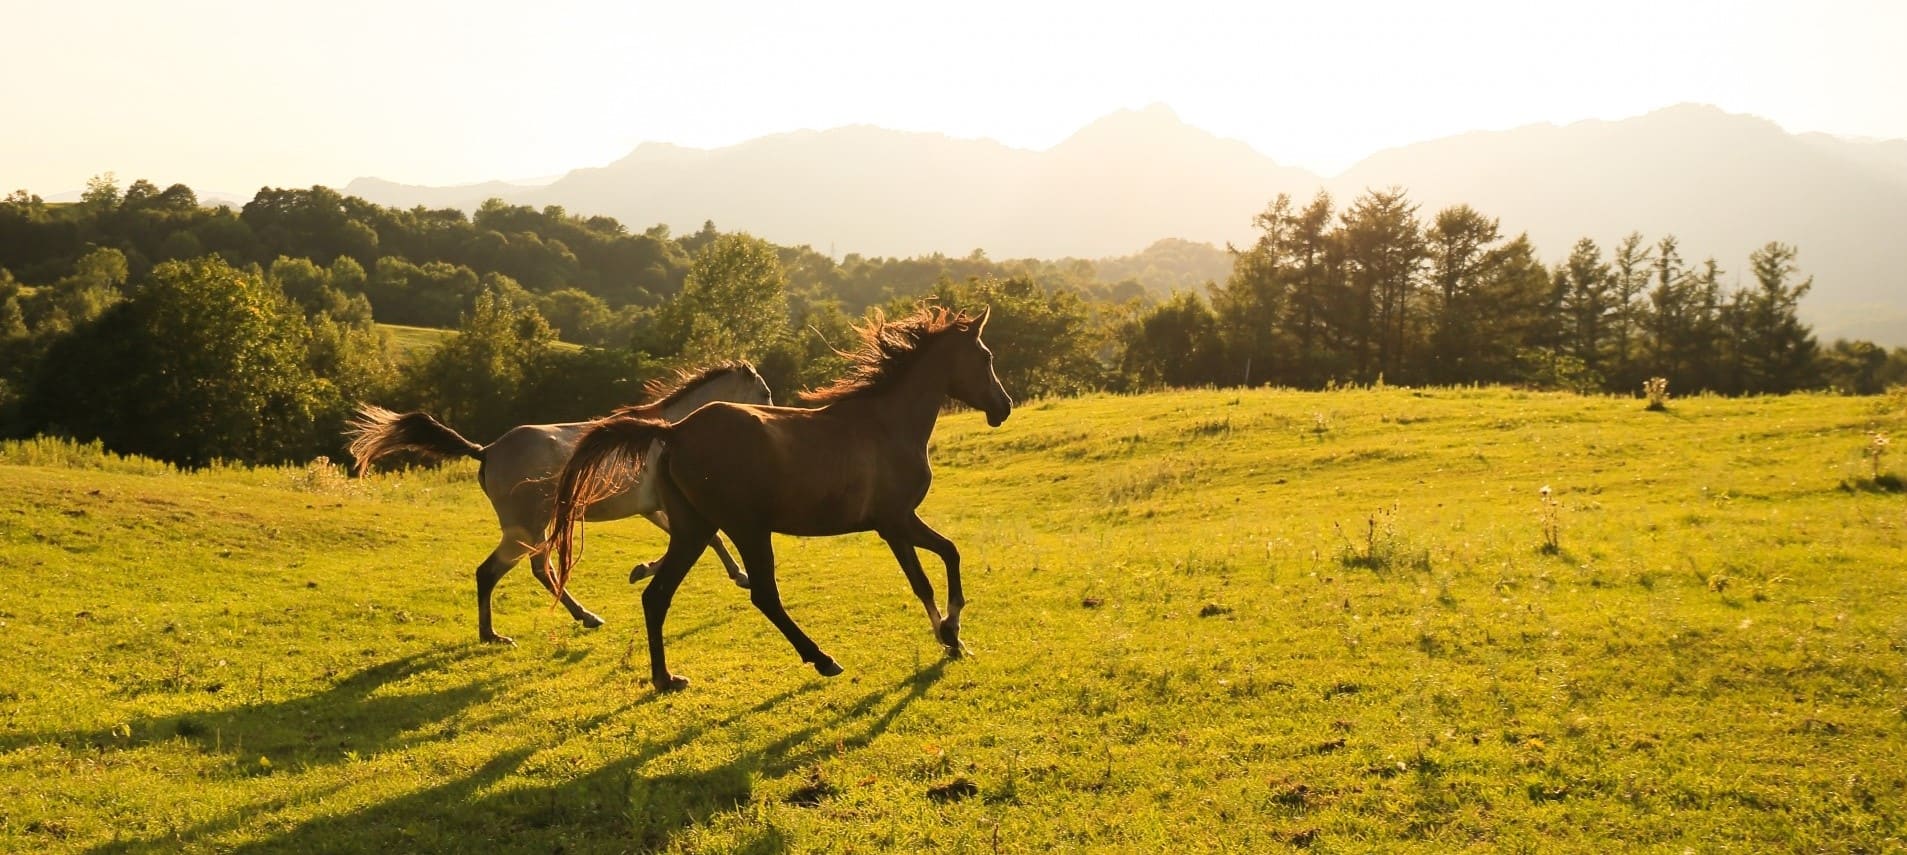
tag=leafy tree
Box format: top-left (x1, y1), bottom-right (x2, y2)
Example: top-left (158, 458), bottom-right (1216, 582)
top-left (1338, 188), bottom-right (1424, 383)
top-left (120, 179), bottom-right (161, 210)
top-left (399, 288), bottom-right (555, 442)
top-left (1211, 194), bottom-right (1297, 386)
top-left (329, 255), bottom-right (367, 293)
top-left (1093, 238), bottom-right (1232, 296)
top-left (1731, 242), bottom-right (1818, 393)
top-left (157, 230), bottom-right (204, 261)
top-left (155, 183), bottom-right (199, 212)
top-left (1423, 205), bottom-right (1503, 383)
top-left (1606, 232), bottom-right (1652, 384)
top-left (917, 275), bottom-right (1103, 399)
top-left (1120, 290), bottom-right (1227, 389)
top-left (1558, 238), bottom-right (1616, 374)
top-left (24, 257), bottom-right (336, 466)
top-left (1278, 192), bottom-right (1342, 386)
top-left (364, 256), bottom-right (483, 327)
top-left (514, 346), bottom-right (655, 422)
top-left (756, 293), bottom-right (857, 401)
top-left (657, 232), bottom-right (790, 364)
top-left (1819, 339), bottom-right (1888, 395)
top-left (1475, 235), bottom-right (1556, 384)
top-left (18, 247), bottom-right (130, 335)
top-left (191, 206), bottom-right (262, 261)
top-left (242, 186), bottom-right (380, 267)
top-left (1643, 236), bottom-right (1724, 391)
top-left (80, 173), bottom-right (121, 212)
top-left (0, 294), bottom-right (23, 340)
top-left (270, 255), bottom-right (332, 311)
top-left (539, 288), bottom-right (617, 346)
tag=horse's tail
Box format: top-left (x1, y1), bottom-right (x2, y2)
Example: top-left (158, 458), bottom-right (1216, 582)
top-left (344, 404), bottom-right (486, 476)
top-left (546, 414), bottom-right (674, 597)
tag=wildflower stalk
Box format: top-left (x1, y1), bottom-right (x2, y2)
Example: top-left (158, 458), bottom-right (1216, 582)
top-left (1643, 377), bottom-right (1670, 411)
top-left (1538, 485), bottom-right (1560, 554)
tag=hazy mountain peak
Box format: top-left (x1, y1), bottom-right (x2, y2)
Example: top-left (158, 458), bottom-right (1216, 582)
top-left (1624, 102), bottom-right (1787, 138)
top-left (1057, 103), bottom-right (1204, 147)
top-left (341, 104), bottom-right (1907, 343)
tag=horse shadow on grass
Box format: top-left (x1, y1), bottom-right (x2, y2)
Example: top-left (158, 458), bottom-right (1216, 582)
top-left (91, 659), bottom-right (952, 854)
top-left (2, 643), bottom-right (503, 767)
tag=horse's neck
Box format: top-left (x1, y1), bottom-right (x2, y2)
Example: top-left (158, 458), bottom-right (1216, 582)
top-left (654, 377), bottom-right (745, 421)
top-left (865, 351), bottom-right (952, 446)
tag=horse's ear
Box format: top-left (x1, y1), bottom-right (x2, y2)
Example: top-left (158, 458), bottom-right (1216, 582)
top-left (973, 306), bottom-right (991, 335)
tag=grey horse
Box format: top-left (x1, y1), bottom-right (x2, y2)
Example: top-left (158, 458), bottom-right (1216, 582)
top-left (346, 362), bottom-right (772, 643)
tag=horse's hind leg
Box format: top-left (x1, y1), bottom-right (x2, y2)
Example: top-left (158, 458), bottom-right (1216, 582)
top-left (731, 528), bottom-right (841, 678)
top-left (481, 535), bottom-right (602, 642)
top-left (529, 552), bottom-right (605, 630)
top-left (476, 544), bottom-right (521, 644)
top-left (636, 511), bottom-right (750, 589)
top-left (708, 536), bottom-right (749, 589)
top-left (639, 510), bottom-right (717, 692)
top-left (488, 525), bottom-right (604, 637)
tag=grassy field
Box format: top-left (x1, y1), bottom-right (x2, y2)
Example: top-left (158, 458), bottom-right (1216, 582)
top-left (1, 387), bottom-right (1903, 853)
top-left (379, 323), bottom-right (583, 363)
top-left (380, 322), bottom-right (457, 363)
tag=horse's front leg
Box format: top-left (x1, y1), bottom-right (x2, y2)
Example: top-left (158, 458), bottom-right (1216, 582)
top-left (880, 516), bottom-right (965, 657)
top-left (902, 513), bottom-right (966, 656)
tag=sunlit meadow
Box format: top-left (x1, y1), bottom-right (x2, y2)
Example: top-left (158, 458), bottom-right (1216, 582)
top-left (2, 386), bottom-right (1903, 852)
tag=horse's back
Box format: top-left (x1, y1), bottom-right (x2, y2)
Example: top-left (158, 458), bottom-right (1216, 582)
top-left (666, 402), bottom-right (896, 534)
top-left (484, 423), bottom-right (585, 486)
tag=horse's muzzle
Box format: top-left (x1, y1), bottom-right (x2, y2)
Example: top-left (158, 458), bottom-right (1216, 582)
top-left (986, 407), bottom-right (1010, 428)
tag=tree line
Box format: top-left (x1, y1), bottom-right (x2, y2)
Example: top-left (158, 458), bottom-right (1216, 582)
top-left (2, 177), bottom-right (1902, 468)
top-left (1126, 190), bottom-right (1879, 396)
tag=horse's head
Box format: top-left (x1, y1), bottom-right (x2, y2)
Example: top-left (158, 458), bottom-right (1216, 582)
top-left (946, 307), bottom-right (1013, 427)
top-left (727, 362), bottom-right (774, 407)
top-left (678, 362), bottom-right (774, 411)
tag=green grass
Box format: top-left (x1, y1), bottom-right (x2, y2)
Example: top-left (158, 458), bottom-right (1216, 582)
top-left (379, 322), bottom-right (585, 364)
top-left (2, 387), bottom-right (1904, 852)
top-left (379, 322), bottom-right (456, 363)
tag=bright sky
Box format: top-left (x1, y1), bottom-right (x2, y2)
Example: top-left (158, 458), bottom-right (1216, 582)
top-left (4, 0), bottom-right (1902, 196)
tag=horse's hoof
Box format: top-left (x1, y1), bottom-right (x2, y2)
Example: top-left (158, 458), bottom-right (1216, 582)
top-left (577, 613), bottom-right (605, 630)
top-left (481, 633), bottom-right (516, 646)
top-left (812, 657), bottom-right (844, 677)
top-left (731, 573), bottom-right (751, 590)
top-left (629, 563), bottom-right (654, 583)
top-left (654, 674), bottom-right (691, 693)
top-left (936, 622), bottom-right (963, 655)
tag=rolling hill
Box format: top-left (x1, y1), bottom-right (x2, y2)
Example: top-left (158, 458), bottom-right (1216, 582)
top-left (346, 104), bottom-right (1907, 343)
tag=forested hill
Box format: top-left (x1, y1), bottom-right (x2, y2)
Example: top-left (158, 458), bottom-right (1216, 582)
top-left (346, 104), bottom-right (1907, 345)
top-left (2, 175), bottom-right (1903, 469)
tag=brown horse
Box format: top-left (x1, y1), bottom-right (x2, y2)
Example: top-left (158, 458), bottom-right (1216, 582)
top-left (345, 362), bottom-right (771, 644)
top-left (547, 307), bottom-right (1012, 691)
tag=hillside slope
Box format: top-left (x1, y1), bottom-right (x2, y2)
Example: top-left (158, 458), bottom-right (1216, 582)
top-left (3, 388), bottom-right (1903, 851)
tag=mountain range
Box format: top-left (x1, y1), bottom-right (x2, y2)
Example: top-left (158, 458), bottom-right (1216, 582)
top-left (344, 103), bottom-right (1907, 345)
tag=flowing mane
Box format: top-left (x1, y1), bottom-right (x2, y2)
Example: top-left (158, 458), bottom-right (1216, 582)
top-left (800, 307), bottom-right (978, 405)
top-left (614, 362), bottom-right (762, 417)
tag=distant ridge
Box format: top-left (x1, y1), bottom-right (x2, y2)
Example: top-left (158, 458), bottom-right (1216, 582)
top-left (344, 103), bottom-right (1907, 344)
